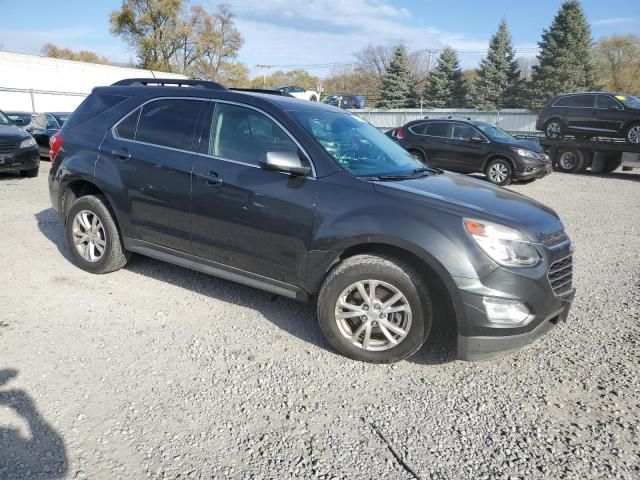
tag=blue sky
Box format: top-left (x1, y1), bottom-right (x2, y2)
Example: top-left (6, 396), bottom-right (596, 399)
top-left (0, 0), bottom-right (638, 77)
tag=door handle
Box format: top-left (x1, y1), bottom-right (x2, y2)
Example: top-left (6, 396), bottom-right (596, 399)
top-left (110, 148), bottom-right (131, 160)
top-left (197, 171), bottom-right (223, 186)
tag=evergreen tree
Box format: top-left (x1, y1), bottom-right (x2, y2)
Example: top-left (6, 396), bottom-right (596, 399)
top-left (528, 0), bottom-right (594, 110)
top-left (422, 47), bottom-right (467, 108)
top-left (472, 20), bottom-right (523, 109)
top-left (377, 45), bottom-right (416, 108)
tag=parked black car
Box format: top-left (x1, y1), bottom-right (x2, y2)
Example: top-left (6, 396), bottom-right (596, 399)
top-left (394, 117), bottom-right (552, 185)
top-left (321, 94), bottom-right (362, 109)
top-left (48, 78), bottom-right (574, 363)
top-left (0, 109), bottom-right (39, 177)
top-left (536, 92), bottom-right (640, 144)
top-left (26, 112), bottom-right (71, 157)
top-left (5, 111), bottom-right (35, 128)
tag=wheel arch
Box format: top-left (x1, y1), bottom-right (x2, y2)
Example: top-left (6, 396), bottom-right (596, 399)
top-left (313, 241), bottom-right (463, 336)
top-left (482, 154), bottom-right (516, 172)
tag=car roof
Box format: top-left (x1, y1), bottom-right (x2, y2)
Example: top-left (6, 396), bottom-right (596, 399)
top-left (95, 84), bottom-right (345, 114)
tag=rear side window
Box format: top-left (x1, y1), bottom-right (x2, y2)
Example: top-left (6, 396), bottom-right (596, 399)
top-left (556, 95), bottom-right (593, 108)
top-left (135, 99), bottom-right (204, 151)
top-left (64, 93), bottom-right (128, 130)
top-left (115, 108), bottom-right (140, 140)
top-left (408, 123), bottom-right (427, 135)
top-left (424, 122), bottom-right (450, 137)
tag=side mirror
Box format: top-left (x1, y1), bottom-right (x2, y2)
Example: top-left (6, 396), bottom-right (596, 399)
top-left (470, 136), bottom-right (485, 143)
top-left (608, 105), bottom-right (621, 111)
top-left (11, 118), bottom-right (26, 126)
top-left (260, 150), bottom-right (310, 176)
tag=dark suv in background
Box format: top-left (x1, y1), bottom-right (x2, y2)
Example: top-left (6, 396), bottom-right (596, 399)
top-left (48, 78), bottom-right (574, 363)
top-left (394, 118), bottom-right (552, 185)
top-left (536, 92), bottom-right (640, 143)
top-left (0, 109), bottom-right (39, 177)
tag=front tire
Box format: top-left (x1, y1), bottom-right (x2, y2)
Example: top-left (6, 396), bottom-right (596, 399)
top-left (626, 123), bottom-right (640, 144)
top-left (65, 195), bottom-right (129, 274)
top-left (485, 158), bottom-right (513, 186)
top-left (317, 254), bottom-right (432, 363)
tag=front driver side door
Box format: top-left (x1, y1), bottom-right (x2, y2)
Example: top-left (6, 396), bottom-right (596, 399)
top-left (191, 101), bottom-right (316, 285)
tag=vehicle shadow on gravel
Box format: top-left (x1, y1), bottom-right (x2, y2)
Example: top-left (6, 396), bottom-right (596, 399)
top-left (0, 369), bottom-right (68, 479)
top-left (34, 208), bottom-right (456, 365)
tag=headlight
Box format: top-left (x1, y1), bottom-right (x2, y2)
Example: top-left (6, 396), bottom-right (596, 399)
top-left (19, 137), bottom-right (36, 149)
top-left (511, 147), bottom-right (537, 159)
top-left (463, 219), bottom-right (540, 267)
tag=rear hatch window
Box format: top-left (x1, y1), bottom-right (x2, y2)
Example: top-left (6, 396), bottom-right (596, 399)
top-left (64, 93), bottom-right (129, 130)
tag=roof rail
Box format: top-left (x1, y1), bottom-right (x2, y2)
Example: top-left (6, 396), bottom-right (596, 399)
top-left (447, 115), bottom-right (471, 121)
top-left (230, 88), bottom-right (294, 97)
top-left (111, 78), bottom-right (227, 90)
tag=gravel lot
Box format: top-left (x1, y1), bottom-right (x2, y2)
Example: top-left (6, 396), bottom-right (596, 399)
top-left (1, 163), bottom-right (639, 480)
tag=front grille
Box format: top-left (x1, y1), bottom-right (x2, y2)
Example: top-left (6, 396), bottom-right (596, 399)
top-left (0, 141), bottom-right (17, 154)
top-left (540, 230), bottom-right (569, 247)
top-left (548, 255), bottom-right (573, 296)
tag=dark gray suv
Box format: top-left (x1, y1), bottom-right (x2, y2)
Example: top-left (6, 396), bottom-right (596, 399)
top-left (48, 78), bottom-right (574, 363)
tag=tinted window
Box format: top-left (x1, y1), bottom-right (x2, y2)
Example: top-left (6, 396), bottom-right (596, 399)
top-left (451, 124), bottom-right (479, 141)
top-left (408, 123), bottom-right (428, 135)
top-left (0, 111), bottom-right (10, 125)
top-left (136, 99), bottom-right (204, 151)
top-left (424, 122), bottom-right (450, 137)
top-left (46, 115), bottom-right (59, 128)
top-left (560, 95), bottom-right (593, 108)
top-left (595, 95), bottom-right (620, 109)
top-left (553, 96), bottom-right (571, 107)
top-left (64, 93), bottom-right (128, 130)
top-left (209, 103), bottom-right (298, 165)
top-left (116, 108), bottom-right (140, 140)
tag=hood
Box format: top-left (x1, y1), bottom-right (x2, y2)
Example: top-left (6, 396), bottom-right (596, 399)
top-left (497, 136), bottom-right (544, 153)
top-left (373, 171), bottom-right (564, 241)
top-left (0, 123), bottom-right (30, 141)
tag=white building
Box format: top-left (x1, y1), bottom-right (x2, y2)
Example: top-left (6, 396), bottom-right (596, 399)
top-left (0, 50), bottom-right (187, 113)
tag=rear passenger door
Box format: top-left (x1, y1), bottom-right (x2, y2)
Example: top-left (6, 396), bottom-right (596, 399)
top-left (101, 98), bottom-right (206, 252)
top-left (565, 94), bottom-right (594, 131)
top-left (412, 121), bottom-right (451, 168)
top-left (190, 101), bottom-right (316, 285)
top-left (446, 123), bottom-right (490, 172)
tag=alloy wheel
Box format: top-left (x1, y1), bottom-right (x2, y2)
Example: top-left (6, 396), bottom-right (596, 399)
top-left (334, 280), bottom-right (412, 351)
top-left (628, 125), bottom-right (640, 144)
top-left (488, 163), bottom-right (509, 183)
top-left (72, 210), bottom-right (107, 263)
top-left (546, 122), bottom-right (561, 138)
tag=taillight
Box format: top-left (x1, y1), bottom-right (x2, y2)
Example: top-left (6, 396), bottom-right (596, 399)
top-left (49, 132), bottom-right (63, 161)
top-left (396, 127), bottom-right (406, 140)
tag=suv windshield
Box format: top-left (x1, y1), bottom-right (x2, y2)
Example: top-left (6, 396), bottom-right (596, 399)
top-left (616, 94), bottom-right (640, 109)
top-left (0, 110), bottom-right (10, 126)
top-left (293, 111), bottom-right (424, 177)
top-left (476, 123), bottom-right (515, 141)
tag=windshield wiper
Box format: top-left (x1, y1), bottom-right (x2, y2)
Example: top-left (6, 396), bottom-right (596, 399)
top-left (376, 167), bottom-right (433, 181)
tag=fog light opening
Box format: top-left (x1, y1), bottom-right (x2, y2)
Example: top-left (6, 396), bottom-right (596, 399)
top-left (483, 297), bottom-right (531, 325)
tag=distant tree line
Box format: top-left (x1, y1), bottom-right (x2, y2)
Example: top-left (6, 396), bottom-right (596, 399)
top-left (37, 0), bottom-right (639, 110)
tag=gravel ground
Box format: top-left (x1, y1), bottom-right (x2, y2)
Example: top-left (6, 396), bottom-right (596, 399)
top-left (0, 163), bottom-right (639, 480)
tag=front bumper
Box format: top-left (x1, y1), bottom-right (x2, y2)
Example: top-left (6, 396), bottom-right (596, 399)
top-left (453, 240), bottom-right (574, 361)
top-left (457, 293), bottom-right (573, 361)
top-left (0, 147), bottom-right (39, 172)
top-left (515, 162), bottom-right (553, 180)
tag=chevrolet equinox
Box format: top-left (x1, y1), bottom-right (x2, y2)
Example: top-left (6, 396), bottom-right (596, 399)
top-left (48, 78), bottom-right (575, 363)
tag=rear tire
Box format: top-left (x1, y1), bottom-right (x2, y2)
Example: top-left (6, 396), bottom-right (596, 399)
top-left (20, 167), bottom-right (39, 178)
top-left (65, 194), bottom-right (130, 274)
top-left (317, 254), bottom-right (432, 363)
top-left (485, 158), bottom-right (513, 186)
top-left (554, 148), bottom-right (585, 173)
top-left (602, 157), bottom-right (621, 173)
top-left (544, 119), bottom-right (564, 139)
top-left (408, 149), bottom-right (425, 164)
